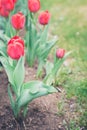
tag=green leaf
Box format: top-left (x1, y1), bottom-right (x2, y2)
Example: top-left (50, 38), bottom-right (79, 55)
top-left (45, 61), bottom-right (54, 75)
top-left (17, 81), bottom-right (57, 108)
top-left (40, 25), bottom-right (49, 44)
top-left (0, 56), bottom-right (14, 84)
top-left (0, 41), bottom-right (7, 57)
top-left (13, 57), bottom-right (25, 89)
top-left (37, 36), bottom-right (58, 60)
top-left (53, 51), bottom-right (72, 75)
top-left (8, 85), bottom-right (15, 110)
top-left (0, 30), bottom-right (10, 42)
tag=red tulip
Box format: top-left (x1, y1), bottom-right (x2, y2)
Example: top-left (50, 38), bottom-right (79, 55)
top-left (11, 12), bottom-right (25, 30)
top-left (56, 49), bottom-right (65, 59)
top-left (38, 11), bottom-right (50, 25)
top-left (1, 0), bottom-right (14, 11)
top-left (28, 0), bottom-right (40, 13)
top-left (13, 0), bottom-right (17, 3)
top-left (0, 6), bottom-right (10, 17)
top-left (7, 36), bottom-right (24, 60)
top-left (8, 36), bottom-right (24, 47)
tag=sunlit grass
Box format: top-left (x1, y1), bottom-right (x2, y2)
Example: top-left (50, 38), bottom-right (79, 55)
top-left (42, 0), bottom-right (87, 128)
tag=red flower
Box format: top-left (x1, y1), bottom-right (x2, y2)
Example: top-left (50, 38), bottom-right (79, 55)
top-left (56, 49), bottom-right (65, 59)
top-left (13, 0), bottom-right (17, 3)
top-left (0, 6), bottom-right (10, 17)
top-left (28, 0), bottom-right (40, 13)
top-left (8, 36), bottom-right (24, 47)
top-left (7, 36), bottom-right (24, 60)
top-left (11, 12), bottom-right (25, 30)
top-left (38, 11), bottom-right (50, 25)
top-left (1, 0), bottom-right (14, 11)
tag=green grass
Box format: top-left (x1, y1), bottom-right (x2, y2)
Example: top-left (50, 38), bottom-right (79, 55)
top-left (42, 0), bottom-right (87, 128)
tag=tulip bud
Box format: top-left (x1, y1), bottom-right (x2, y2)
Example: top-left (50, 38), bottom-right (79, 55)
top-left (11, 12), bottom-right (25, 30)
top-left (0, 6), bottom-right (10, 17)
top-left (13, 0), bottom-right (17, 3)
top-left (28, 0), bottom-right (40, 13)
top-left (8, 36), bottom-right (24, 47)
top-left (38, 11), bottom-right (50, 25)
top-left (7, 36), bottom-right (24, 60)
top-left (1, 0), bottom-right (14, 11)
top-left (56, 49), bottom-right (65, 59)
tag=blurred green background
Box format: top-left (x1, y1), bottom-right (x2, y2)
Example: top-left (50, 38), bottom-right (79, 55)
top-left (41, 0), bottom-right (87, 128)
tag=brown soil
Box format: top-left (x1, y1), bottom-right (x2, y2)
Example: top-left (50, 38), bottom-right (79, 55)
top-left (0, 65), bottom-right (83, 130)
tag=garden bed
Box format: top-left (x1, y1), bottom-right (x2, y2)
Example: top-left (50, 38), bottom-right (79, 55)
top-left (0, 65), bottom-right (80, 130)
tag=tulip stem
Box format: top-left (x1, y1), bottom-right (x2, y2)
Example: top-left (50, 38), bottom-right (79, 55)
top-left (16, 30), bottom-right (19, 36)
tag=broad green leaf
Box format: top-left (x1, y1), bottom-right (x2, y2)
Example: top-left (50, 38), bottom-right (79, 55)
top-left (0, 56), bottom-right (14, 84)
top-left (45, 61), bottom-right (54, 75)
top-left (17, 81), bottom-right (57, 108)
top-left (40, 25), bottom-right (49, 44)
top-left (37, 37), bottom-right (58, 60)
top-left (0, 30), bottom-right (10, 42)
top-left (36, 61), bottom-right (44, 77)
top-left (8, 85), bottom-right (15, 110)
top-left (13, 57), bottom-right (25, 89)
top-left (0, 41), bottom-right (7, 57)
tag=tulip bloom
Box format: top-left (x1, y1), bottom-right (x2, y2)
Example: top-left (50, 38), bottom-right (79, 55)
top-left (1, 0), bottom-right (14, 11)
top-left (8, 36), bottom-right (24, 47)
top-left (56, 49), bottom-right (65, 59)
top-left (0, 6), bottom-right (10, 17)
top-left (13, 0), bottom-right (17, 3)
top-left (7, 36), bottom-right (24, 60)
top-left (38, 11), bottom-right (50, 25)
top-left (28, 0), bottom-right (40, 13)
top-left (11, 12), bottom-right (25, 30)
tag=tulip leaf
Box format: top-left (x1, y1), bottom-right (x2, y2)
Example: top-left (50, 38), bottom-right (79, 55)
top-left (53, 51), bottom-right (72, 75)
top-left (37, 36), bottom-right (58, 60)
top-left (45, 61), bottom-right (54, 75)
top-left (0, 30), bottom-right (10, 42)
top-left (8, 85), bottom-right (15, 110)
top-left (0, 56), bottom-right (14, 84)
top-left (17, 81), bottom-right (57, 108)
top-left (40, 25), bottom-right (49, 44)
top-left (41, 37), bottom-right (57, 59)
top-left (13, 57), bottom-right (25, 90)
top-left (0, 41), bottom-right (7, 57)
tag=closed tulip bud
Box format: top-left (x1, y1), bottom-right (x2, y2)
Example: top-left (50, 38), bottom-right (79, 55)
top-left (56, 49), bottom-right (65, 59)
top-left (28, 0), bottom-right (40, 13)
top-left (11, 12), bottom-right (25, 30)
top-left (38, 11), bottom-right (50, 25)
top-left (8, 36), bottom-right (24, 47)
top-left (1, 0), bottom-right (14, 11)
top-left (7, 36), bottom-right (24, 60)
top-left (13, 0), bottom-right (17, 3)
top-left (0, 6), bottom-right (10, 17)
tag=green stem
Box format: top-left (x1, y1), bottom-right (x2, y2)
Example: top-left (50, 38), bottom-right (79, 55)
top-left (16, 30), bottom-right (19, 36)
top-left (5, 13), bottom-right (11, 36)
top-left (26, 12), bottom-right (35, 67)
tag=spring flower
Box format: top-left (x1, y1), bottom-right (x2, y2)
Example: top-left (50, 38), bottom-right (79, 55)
top-left (11, 12), bottom-right (25, 30)
top-left (56, 48), bottom-right (65, 59)
top-left (1, 0), bottom-right (14, 11)
top-left (0, 6), bottom-right (10, 17)
top-left (28, 0), bottom-right (40, 13)
top-left (38, 11), bottom-right (50, 25)
top-left (13, 0), bottom-right (17, 3)
top-left (7, 36), bottom-right (24, 60)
